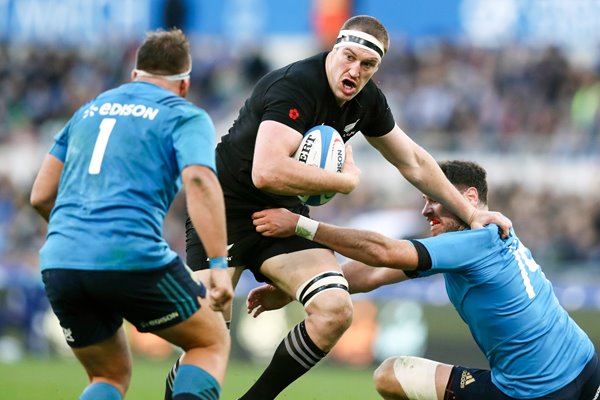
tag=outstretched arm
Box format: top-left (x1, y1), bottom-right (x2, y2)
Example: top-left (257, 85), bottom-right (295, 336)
top-left (252, 208), bottom-right (419, 271)
top-left (342, 260), bottom-right (410, 293)
top-left (246, 260), bottom-right (410, 317)
top-left (366, 125), bottom-right (512, 237)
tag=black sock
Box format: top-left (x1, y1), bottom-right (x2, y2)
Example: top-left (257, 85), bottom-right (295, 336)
top-left (238, 321), bottom-right (327, 400)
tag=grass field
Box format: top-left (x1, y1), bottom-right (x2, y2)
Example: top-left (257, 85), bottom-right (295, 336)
top-left (0, 357), bottom-right (376, 400)
top-left (2, 304), bottom-right (598, 399)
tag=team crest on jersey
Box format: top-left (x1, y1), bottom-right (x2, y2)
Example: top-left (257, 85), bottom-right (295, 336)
top-left (289, 108), bottom-right (300, 120)
top-left (344, 119), bottom-right (360, 133)
top-left (342, 119), bottom-right (360, 139)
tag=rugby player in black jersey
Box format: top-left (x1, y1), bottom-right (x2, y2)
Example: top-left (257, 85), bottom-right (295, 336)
top-left (165, 15), bottom-right (512, 400)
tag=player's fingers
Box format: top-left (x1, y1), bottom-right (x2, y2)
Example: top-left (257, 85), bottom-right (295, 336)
top-left (209, 299), bottom-right (224, 312)
top-left (252, 306), bottom-right (265, 318)
top-left (500, 224), bottom-right (510, 239)
top-left (344, 143), bottom-right (353, 156)
top-left (210, 293), bottom-right (231, 312)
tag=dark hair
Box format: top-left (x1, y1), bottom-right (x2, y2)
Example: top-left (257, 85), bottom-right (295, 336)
top-left (135, 28), bottom-right (190, 75)
top-left (439, 160), bottom-right (488, 205)
top-left (341, 15), bottom-right (390, 54)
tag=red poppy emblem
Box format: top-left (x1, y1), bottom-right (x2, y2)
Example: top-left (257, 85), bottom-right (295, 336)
top-left (289, 108), bottom-right (300, 120)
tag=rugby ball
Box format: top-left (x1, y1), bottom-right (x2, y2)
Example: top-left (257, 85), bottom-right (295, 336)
top-left (293, 125), bottom-right (345, 206)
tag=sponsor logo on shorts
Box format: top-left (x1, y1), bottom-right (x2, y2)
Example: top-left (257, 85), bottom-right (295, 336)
top-left (460, 371), bottom-right (475, 388)
top-left (62, 327), bottom-right (74, 342)
top-left (140, 311), bottom-right (179, 329)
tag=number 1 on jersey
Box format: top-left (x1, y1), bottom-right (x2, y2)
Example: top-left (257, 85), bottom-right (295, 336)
top-left (88, 118), bottom-right (117, 175)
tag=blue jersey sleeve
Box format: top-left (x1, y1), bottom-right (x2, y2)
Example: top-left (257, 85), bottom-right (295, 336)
top-left (414, 225), bottom-right (502, 276)
top-left (172, 106), bottom-right (217, 172)
top-left (48, 118), bottom-right (73, 161)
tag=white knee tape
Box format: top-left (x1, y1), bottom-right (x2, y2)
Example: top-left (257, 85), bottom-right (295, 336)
top-left (393, 356), bottom-right (439, 400)
top-left (295, 271), bottom-right (349, 307)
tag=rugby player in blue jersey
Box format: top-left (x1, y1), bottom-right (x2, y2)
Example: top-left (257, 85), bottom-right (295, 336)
top-left (30, 29), bottom-right (233, 400)
top-left (249, 160), bottom-right (600, 400)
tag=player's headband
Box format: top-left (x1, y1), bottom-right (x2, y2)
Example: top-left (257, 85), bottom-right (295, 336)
top-left (334, 29), bottom-right (385, 60)
top-left (134, 67), bottom-right (191, 81)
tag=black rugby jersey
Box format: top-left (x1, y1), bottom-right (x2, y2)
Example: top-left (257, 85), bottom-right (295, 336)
top-left (217, 51), bottom-right (396, 213)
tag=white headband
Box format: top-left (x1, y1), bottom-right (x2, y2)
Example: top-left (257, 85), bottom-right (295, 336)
top-left (134, 68), bottom-right (191, 81)
top-left (333, 29), bottom-right (385, 60)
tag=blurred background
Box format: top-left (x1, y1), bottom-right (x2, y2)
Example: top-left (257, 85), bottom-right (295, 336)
top-left (1, 0), bottom-right (600, 397)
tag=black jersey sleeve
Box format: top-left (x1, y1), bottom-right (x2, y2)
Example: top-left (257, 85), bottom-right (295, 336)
top-left (261, 77), bottom-right (315, 135)
top-left (359, 82), bottom-right (396, 138)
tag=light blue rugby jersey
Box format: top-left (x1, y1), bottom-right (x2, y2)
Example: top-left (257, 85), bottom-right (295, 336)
top-left (40, 81), bottom-right (216, 271)
top-left (414, 225), bottom-right (594, 398)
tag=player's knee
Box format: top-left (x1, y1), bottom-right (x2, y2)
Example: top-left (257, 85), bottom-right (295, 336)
top-left (296, 270), bottom-right (353, 341)
top-left (374, 358), bottom-right (404, 399)
top-left (308, 289), bottom-right (353, 336)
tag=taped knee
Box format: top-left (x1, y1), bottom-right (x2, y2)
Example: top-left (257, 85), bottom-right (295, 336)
top-left (295, 271), bottom-right (349, 307)
top-left (393, 356), bottom-right (439, 400)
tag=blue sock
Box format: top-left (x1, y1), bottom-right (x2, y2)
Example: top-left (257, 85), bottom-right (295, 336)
top-left (80, 382), bottom-right (122, 400)
top-left (172, 365), bottom-right (221, 400)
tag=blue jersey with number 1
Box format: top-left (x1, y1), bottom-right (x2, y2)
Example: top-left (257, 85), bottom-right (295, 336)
top-left (40, 81), bottom-right (216, 271)
top-left (414, 225), bottom-right (595, 398)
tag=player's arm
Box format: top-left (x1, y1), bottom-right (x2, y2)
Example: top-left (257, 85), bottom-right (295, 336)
top-left (30, 154), bottom-right (64, 222)
top-left (182, 165), bottom-right (233, 311)
top-left (247, 260), bottom-right (409, 317)
top-left (252, 208), bottom-right (419, 271)
top-left (342, 260), bottom-right (410, 293)
top-left (252, 120), bottom-right (360, 195)
top-left (366, 125), bottom-right (511, 237)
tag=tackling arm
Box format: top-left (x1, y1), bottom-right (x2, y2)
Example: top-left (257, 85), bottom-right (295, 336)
top-left (342, 260), bottom-right (410, 293)
top-left (252, 208), bottom-right (419, 271)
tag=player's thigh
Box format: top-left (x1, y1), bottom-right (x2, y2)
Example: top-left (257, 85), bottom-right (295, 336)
top-left (71, 326), bottom-right (132, 386)
top-left (153, 296), bottom-right (229, 351)
top-left (192, 266), bottom-right (243, 289)
top-left (260, 248), bottom-right (342, 298)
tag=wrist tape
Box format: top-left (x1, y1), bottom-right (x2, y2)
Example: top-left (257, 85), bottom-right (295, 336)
top-left (295, 216), bottom-right (319, 240)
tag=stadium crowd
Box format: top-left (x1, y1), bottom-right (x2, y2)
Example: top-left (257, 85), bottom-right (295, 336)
top-left (2, 38), bottom-right (599, 259)
top-left (0, 38), bottom-right (599, 355)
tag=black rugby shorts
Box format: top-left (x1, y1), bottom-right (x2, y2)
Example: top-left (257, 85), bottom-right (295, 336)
top-left (42, 257), bottom-right (206, 347)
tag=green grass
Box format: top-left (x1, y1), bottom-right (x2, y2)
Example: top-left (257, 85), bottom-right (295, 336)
top-left (2, 304), bottom-right (597, 399)
top-left (0, 357), bottom-right (376, 400)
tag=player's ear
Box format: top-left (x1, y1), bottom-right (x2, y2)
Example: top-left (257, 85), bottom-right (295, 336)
top-left (464, 187), bottom-right (479, 207)
top-left (179, 79), bottom-right (190, 97)
top-left (131, 69), bottom-right (138, 80)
